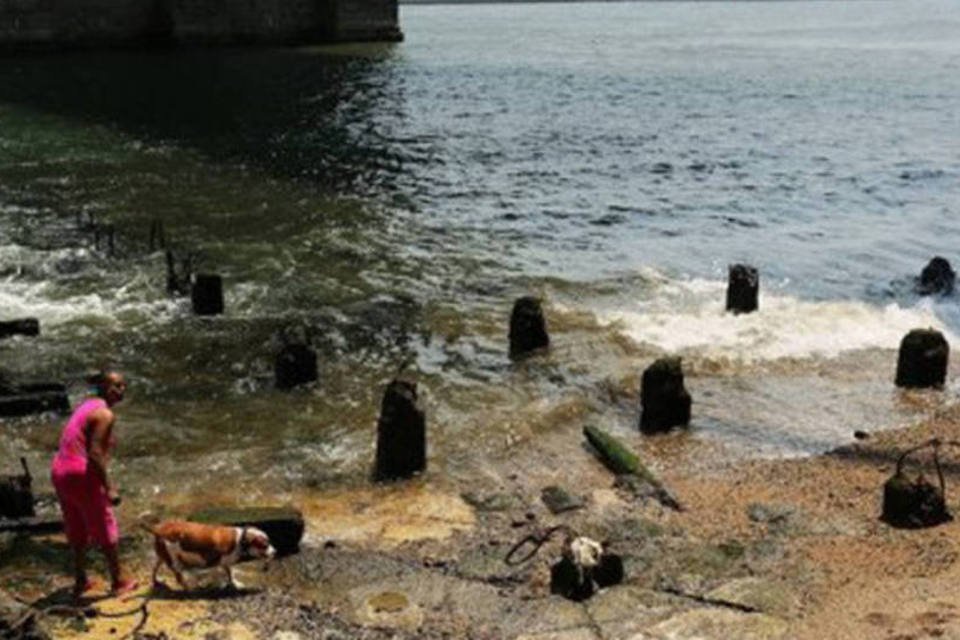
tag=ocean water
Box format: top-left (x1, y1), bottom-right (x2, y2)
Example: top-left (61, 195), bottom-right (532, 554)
top-left (0, 1), bottom-right (959, 503)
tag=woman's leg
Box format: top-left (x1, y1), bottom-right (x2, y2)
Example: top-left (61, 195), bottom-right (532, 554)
top-left (52, 472), bottom-right (92, 597)
top-left (82, 474), bottom-right (136, 594)
top-left (70, 545), bottom-right (91, 597)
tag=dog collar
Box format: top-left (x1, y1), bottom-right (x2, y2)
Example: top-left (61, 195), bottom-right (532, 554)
top-left (239, 526), bottom-right (251, 555)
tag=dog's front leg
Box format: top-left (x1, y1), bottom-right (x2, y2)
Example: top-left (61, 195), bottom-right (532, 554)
top-left (151, 557), bottom-right (164, 589)
top-left (224, 566), bottom-right (243, 590)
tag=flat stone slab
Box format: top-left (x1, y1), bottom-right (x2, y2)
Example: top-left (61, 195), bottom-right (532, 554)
top-left (541, 486), bottom-right (584, 514)
top-left (645, 608), bottom-right (789, 640)
top-left (515, 629), bottom-right (599, 640)
top-left (705, 578), bottom-right (801, 617)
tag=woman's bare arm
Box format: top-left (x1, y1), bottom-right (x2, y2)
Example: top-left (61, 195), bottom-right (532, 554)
top-left (86, 407), bottom-right (116, 498)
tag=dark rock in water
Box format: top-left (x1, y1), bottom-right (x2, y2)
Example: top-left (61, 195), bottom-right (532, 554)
top-left (726, 264), bottom-right (759, 314)
top-left (917, 257), bottom-right (955, 296)
top-left (275, 343), bottom-right (318, 390)
top-left (881, 472), bottom-right (951, 529)
top-left (374, 379), bottom-right (426, 482)
top-left (188, 506), bottom-right (305, 556)
top-left (854, 430), bottom-right (870, 440)
top-left (0, 390), bottom-right (70, 417)
top-left (639, 357), bottom-right (691, 434)
top-left (895, 329), bottom-right (948, 388)
top-left (0, 318), bottom-right (39, 339)
top-left (540, 486), bottom-right (584, 514)
top-left (0, 458), bottom-right (34, 519)
top-left (509, 296), bottom-right (549, 359)
top-left (191, 273), bottom-right (224, 316)
top-left (1, 589), bottom-right (51, 640)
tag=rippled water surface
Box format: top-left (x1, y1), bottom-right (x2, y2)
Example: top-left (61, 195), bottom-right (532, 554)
top-left (1, 1), bottom-right (959, 505)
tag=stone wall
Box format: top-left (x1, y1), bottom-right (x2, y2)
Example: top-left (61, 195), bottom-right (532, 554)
top-left (0, 0), bottom-right (401, 50)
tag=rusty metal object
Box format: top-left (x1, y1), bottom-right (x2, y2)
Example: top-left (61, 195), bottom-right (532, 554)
top-left (881, 438), bottom-right (957, 528)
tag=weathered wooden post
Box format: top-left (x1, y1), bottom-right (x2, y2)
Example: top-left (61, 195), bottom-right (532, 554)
top-left (0, 383), bottom-right (70, 417)
top-left (0, 319), bottom-right (39, 339)
top-left (94, 224), bottom-right (116, 256)
top-left (149, 219), bottom-right (167, 252)
top-left (374, 379), bottom-right (426, 481)
top-left (895, 329), bottom-right (948, 388)
top-left (165, 250), bottom-right (180, 295)
top-left (275, 343), bottom-right (318, 389)
top-left (639, 357), bottom-right (691, 434)
top-left (726, 264), bottom-right (759, 314)
top-left (917, 257), bottom-right (955, 296)
top-left (191, 273), bottom-right (224, 316)
top-left (509, 296), bottom-right (550, 359)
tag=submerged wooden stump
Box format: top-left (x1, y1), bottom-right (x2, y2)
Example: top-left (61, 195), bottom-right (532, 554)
top-left (917, 256), bottom-right (955, 296)
top-left (0, 318), bottom-right (39, 339)
top-left (639, 357), bottom-right (691, 433)
top-left (726, 264), bottom-right (759, 314)
top-left (895, 329), bottom-right (948, 388)
top-left (509, 296), bottom-right (550, 359)
top-left (275, 343), bottom-right (318, 390)
top-left (374, 379), bottom-right (426, 482)
top-left (188, 506), bottom-right (305, 556)
top-left (191, 273), bottom-right (224, 316)
top-left (882, 472), bottom-right (951, 528)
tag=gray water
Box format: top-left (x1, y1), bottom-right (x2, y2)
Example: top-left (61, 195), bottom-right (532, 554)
top-left (1, 1), bottom-right (959, 506)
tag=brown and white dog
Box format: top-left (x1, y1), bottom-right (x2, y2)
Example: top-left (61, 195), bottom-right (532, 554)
top-left (144, 520), bottom-right (275, 590)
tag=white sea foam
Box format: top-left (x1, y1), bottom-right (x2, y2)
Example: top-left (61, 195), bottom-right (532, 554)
top-left (0, 243), bottom-right (180, 327)
top-left (593, 276), bottom-right (957, 361)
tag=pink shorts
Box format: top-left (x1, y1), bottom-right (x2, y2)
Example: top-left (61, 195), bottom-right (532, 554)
top-left (51, 469), bottom-right (118, 549)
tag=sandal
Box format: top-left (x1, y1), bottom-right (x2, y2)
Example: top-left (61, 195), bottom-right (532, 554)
top-left (110, 579), bottom-right (139, 598)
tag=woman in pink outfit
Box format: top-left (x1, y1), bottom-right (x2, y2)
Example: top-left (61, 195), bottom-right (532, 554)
top-left (51, 370), bottom-right (137, 600)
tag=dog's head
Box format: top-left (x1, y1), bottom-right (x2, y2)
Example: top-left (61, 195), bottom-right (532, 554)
top-left (240, 527), bottom-right (276, 560)
top-left (568, 536), bottom-right (603, 569)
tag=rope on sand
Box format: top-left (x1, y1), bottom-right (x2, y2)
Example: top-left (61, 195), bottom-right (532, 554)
top-left (7, 592), bottom-right (152, 640)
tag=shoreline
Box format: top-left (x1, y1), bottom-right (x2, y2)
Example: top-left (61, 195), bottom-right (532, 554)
top-left (6, 398), bottom-right (960, 638)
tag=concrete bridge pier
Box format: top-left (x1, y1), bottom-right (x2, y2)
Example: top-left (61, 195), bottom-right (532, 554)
top-left (0, 0), bottom-right (402, 50)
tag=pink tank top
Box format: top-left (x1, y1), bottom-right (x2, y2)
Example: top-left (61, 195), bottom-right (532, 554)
top-left (51, 398), bottom-right (108, 476)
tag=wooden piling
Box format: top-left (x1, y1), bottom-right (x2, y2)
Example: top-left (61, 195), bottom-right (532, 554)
top-left (726, 264), bottom-right (759, 314)
top-left (191, 273), bottom-right (224, 316)
top-left (374, 379), bottom-right (426, 482)
top-left (509, 296), bottom-right (550, 359)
